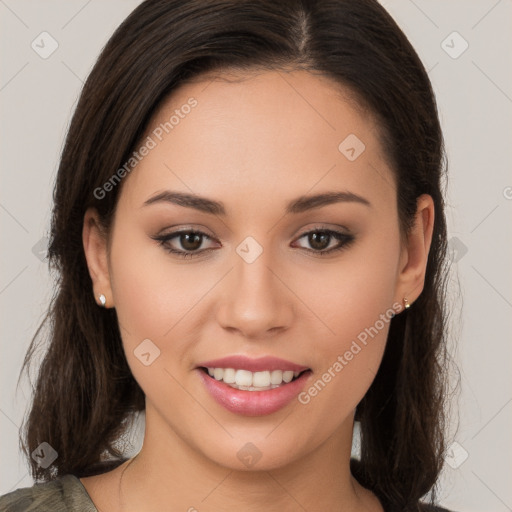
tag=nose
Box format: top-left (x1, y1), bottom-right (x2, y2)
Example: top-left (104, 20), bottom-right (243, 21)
top-left (216, 247), bottom-right (294, 340)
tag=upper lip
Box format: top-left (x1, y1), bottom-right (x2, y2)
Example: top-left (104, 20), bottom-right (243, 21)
top-left (197, 355), bottom-right (309, 373)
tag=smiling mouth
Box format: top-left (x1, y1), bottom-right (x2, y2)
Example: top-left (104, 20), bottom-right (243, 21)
top-left (199, 367), bottom-right (311, 391)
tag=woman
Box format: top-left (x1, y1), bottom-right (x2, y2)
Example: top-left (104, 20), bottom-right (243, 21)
top-left (0, 0), bottom-right (457, 510)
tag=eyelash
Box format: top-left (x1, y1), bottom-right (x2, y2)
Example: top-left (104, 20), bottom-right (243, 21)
top-left (152, 227), bottom-right (355, 259)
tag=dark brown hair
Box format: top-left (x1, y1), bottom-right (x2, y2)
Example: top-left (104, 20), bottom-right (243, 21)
top-left (20, 1), bottom-right (456, 510)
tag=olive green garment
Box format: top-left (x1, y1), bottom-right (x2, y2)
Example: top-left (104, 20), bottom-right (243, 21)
top-left (0, 475), bottom-right (97, 512)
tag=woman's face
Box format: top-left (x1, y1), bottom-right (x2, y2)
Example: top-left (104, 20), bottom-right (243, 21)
top-left (85, 69), bottom-right (430, 471)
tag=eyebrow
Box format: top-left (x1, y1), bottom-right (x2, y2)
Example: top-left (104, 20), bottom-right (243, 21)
top-left (142, 190), bottom-right (371, 215)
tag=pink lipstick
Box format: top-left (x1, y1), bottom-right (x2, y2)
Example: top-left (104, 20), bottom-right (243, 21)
top-left (196, 355), bottom-right (312, 416)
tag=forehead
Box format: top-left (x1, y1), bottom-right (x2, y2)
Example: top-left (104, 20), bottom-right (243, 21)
top-left (118, 69), bottom-right (395, 214)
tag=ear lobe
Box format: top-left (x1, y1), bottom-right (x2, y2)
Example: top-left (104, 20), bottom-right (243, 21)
top-left (82, 207), bottom-right (114, 308)
top-left (395, 194), bottom-right (435, 307)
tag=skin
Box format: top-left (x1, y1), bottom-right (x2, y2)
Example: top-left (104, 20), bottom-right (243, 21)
top-left (81, 69), bottom-right (434, 512)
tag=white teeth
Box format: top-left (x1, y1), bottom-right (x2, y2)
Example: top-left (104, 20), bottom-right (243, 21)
top-left (252, 371), bottom-right (270, 387)
top-left (222, 368), bottom-right (236, 384)
top-left (204, 367), bottom-right (304, 390)
top-left (283, 371), bottom-right (294, 383)
top-left (235, 369), bottom-right (253, 387)
top-left (270, 370), bottom-right (283, 385)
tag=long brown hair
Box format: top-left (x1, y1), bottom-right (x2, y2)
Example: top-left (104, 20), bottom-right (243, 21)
top-left (20, 1), bottom-right (457, 510)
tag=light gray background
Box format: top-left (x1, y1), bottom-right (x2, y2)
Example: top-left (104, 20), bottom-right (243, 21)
top-left (1, 1), bottom-right (511, 511)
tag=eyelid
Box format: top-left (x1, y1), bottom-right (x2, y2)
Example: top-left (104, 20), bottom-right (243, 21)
top-left (294, 223), bottom-right (352, 237)
top-left (157, 224), bottom-right (217, 238)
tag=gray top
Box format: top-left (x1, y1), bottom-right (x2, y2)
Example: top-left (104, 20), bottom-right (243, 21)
top-left (0, 475), bottom-right (97, 512)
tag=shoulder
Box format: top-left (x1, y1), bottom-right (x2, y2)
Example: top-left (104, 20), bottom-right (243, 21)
top-left (0, 475), bottom-right (97, 512)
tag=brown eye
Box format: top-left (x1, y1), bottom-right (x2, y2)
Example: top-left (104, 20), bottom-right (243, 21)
top-left (293, 229), bottom-right (355, 256)
top-left (308, 232), bottom-right (331, 251)
top-left (179, 232), bottom-right (203, 251)
top-left (152, 230), bottom-right (218, 258)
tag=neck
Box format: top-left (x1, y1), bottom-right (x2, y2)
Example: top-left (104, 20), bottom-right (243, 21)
top-left (115, 406), bottom-right (381, 512)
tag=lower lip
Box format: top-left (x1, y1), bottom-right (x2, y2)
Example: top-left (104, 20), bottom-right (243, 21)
top-left (197, 369), bottom-right (312, 416)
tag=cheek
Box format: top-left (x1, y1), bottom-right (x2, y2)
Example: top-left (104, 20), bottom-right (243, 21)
top-left (107, 228), bottom-right (202, 402)
top-left (301, 227), bottom-right (400, 348)
top-left (108, 224), bottom-right (206, 338)
top-left (295, 297), bottom-right (395, 441)
top-left (293, 227), bottom-right (400, 417)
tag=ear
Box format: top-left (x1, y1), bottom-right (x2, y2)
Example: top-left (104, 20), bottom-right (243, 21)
top-left (82, 207), bottom-right (114, 308)
top-left (394, 194), bottom-right (435, 310)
